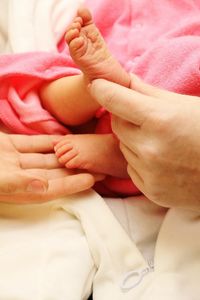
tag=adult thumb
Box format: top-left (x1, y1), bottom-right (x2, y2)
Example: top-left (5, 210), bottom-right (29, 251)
top-left (89, 78), bottom-right (154, 126)
top-left (0, 171), bottom-right (48, 194)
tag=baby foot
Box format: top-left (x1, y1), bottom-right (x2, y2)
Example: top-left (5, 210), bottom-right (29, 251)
top-left (54, 134), bottom-right (129, 178)
top-left (65, 7), bottom-right (130, 87)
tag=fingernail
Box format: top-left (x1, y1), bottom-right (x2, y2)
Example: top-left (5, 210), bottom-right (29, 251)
top-left (27, 180), bottom-right (47, 193)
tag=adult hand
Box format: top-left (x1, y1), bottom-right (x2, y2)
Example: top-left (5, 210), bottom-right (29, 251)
top-left (0, 132), bottom-right (98, 204)
top-left (90, 75), bottom-right (200, 210)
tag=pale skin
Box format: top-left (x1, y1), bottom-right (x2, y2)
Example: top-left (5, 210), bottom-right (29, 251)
top-left (0, 131), bottom-right (103, 204)
top-left (90, 75), bottom-right (200, 211)
top-left (40, 8), bottom-right (131, 179)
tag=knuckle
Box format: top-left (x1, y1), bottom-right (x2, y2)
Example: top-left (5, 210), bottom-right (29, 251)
top-left (149, 111), bottom-right (175, 135)
top-left (141, 143), bottom-right (160, 164)
top-left (145, 180), bottom-right (162, 203)
top-left (141, 140), bottom-right (168, 168)
top-left (144, 171), bottom-right (170, 207)
top-left (152, 117), bottom-right (167, 134)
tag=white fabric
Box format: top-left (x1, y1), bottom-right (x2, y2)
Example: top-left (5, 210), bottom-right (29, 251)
top-left (0, 0), bottom-right (83, 53)
top-left (0, 1), bottom-right (200, 299)
top-left (0, 192), bottom-right (200, 299)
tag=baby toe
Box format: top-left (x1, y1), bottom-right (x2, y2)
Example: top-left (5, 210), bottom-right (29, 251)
top-left (59, 149), bottom-right (78, 165)
top-left (65, 28), bottom-right (80, 44)
top-left (55, 144), bottom-right (73, 158)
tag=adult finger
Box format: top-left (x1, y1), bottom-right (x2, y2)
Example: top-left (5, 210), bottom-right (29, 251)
top-left (111, 116), bottom-right (143, 155)
top-left (18, 174), bottom-right (95, 203)
top-left (0, 171), bottom-right (48, 194)
top-left (127, 164), bottom-right (145, 195)
top-left (119, 142), bottom-right (142, 171)
top-left (26, 168), bottom-right (105, 182)
top-left (0, 173), bottom-right (95, 204)
top-left (19, 153), bottom-right (61, 169)
top-left (26, 168), bottom-right (72, 180)
top-left (11, 134), bottom-right (63, 153)
top-left (89, 79), bottom-right (158, 126)
top-left (120, 143), bottom-right (145, 193)
top-left (42, 173), bottom-right (95, 200)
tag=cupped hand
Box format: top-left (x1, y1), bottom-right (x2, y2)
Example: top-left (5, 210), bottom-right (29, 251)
top-left (0, 133), bottom-right (99, 204)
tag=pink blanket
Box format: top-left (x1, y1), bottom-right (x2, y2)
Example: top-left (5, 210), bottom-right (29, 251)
top-left (1, 0), bottom-right (200, 134)
top-left (0, 52), bottom-right (79, 134)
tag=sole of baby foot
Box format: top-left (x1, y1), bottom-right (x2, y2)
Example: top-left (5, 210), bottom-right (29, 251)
top-left (66, 7), bottom-right (130, 87)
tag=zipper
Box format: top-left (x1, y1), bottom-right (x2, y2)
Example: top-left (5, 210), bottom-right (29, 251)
top-left (120, 259), bottom-right (154, 292)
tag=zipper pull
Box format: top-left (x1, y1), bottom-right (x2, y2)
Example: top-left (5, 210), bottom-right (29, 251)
top-left (120, 261), bottom-right (154, 292)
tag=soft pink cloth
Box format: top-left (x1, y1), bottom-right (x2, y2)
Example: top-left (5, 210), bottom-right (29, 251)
top-left (0, 52), bottom-right (81, 134)
top-left (87, 0), bottom-right (200, 94)
top-left (1, 0), bottom-right (200, 196)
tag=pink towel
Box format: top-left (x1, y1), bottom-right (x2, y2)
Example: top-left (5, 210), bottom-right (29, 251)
top-left (87, 0), bottom-right (200, 94)
top-left (0, 52), bottom-right (80, 134)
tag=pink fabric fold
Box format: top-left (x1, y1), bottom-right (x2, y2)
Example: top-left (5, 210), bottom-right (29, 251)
top-left (0, 52), bottom-right (80, 134)
top-left (87, 0), bottom-right (200, 95)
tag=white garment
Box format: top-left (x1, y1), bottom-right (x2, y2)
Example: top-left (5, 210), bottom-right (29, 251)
top-left (0, 191), bottom-right (200, 299)
top-left (0, 0), bottom-right (83, 53)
